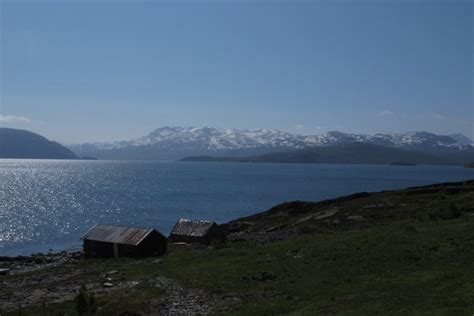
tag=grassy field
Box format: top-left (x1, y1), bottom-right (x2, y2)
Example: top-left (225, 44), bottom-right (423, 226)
top-left (2, 181), bottom-right (474, 315)
top-left (162, 218), bottom-right (474, 315)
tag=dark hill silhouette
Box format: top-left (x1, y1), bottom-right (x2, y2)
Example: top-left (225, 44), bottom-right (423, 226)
top-left (0, 128), bottom-right (78, 159)
top-left (181, 143), bottom-right (474, 166)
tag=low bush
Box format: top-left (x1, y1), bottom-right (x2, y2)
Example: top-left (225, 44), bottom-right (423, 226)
top-left (74, 285), bottom-right (97, 316)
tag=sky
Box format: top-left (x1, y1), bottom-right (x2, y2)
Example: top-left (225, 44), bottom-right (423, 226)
top-left (0, 0), bottom-right (472, 143)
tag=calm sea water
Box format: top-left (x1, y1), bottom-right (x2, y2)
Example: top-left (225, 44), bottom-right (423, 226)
top-left (1, 159), bottom-right (473, 255)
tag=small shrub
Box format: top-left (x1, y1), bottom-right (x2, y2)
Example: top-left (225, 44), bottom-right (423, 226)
top-left (74, 285), bottom-right (97, 316)
top-left (428, 211), bottom-right (441, 221)
top-left (75, 285), bottom-right (89, 316)
top-left (448, 202), bottom-right (461, 219)
top-left (119, 312), bottom-right (142, 316)
top-left (41, 302), bottom-right (47, 316)
top-left (89, 292), bottom-right (97, 314)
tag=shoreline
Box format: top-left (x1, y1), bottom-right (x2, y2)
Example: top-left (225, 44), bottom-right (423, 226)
top-left (1, 179), bottom-right (474, 314)
top-left (2, 179), bottom-right (473, 260)
top-left (3, 178), bottom-right (474, 258)
top-left (0, 249), bottom-right (84, 275)
top-left (2, 162), bottom-right (474, 258)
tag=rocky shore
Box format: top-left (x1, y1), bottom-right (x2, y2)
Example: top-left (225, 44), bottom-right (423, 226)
top-left (0, 247), bottom-right (235, 314)
top-left (0, 250), bottom-right (83, 275)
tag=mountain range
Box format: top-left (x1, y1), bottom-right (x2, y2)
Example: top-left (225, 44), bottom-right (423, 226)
top-left (68, 126), bottom-right (474, 163)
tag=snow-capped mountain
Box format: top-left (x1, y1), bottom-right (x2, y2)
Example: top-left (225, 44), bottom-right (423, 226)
top-left (128, 127), bottom-right (308, 150)
top-left (448, 133), bottom-right (474, 146)
top-left (68, 127), bottom-right (473, 160)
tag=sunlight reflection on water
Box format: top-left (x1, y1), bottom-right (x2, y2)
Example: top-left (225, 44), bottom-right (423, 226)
top-left (1, 159), bottom-right (473, 255)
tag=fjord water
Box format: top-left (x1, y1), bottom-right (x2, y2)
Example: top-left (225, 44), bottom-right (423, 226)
top-left (1, 160), bottom-right (473, 255)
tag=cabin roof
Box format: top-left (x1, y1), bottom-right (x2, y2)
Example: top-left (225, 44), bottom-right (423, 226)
top-left (170, 219), bottom-right (216, 237)
top-left (81, 224), bottom-right (157, 246)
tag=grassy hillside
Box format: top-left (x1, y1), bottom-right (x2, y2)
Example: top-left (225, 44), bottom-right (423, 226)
top-left (1, 180), bottom-right (474, 315)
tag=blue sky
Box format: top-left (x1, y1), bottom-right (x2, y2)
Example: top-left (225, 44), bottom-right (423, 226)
top-left (1, 0), bottom-right (472, 143)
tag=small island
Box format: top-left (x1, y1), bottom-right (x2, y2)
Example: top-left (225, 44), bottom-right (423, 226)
top-left (80, 156), bottom-right (98, 160)
top-left (390, 162), bottom-right (417, 166)
top-left (466, 162), bottom-right (474, 168)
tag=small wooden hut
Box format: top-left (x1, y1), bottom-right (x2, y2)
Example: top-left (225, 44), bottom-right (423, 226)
top-left (82, 224), bottom-right (167, 258)
top-left (169, 219), bottom-right (223, 244)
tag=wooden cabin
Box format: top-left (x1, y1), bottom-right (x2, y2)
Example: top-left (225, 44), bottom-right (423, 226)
top-left (81, 224), bottom-right (167, 258)
top-left (169, 219), bottom-right (223, 244)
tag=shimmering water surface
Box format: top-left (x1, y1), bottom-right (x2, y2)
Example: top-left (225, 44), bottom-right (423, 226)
top-left (1, 159), bottom-right (473, 255)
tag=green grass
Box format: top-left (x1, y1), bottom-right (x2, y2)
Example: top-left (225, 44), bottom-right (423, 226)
top-left (5, 217), bottom-right (474, 315)
top-left (156, 218), bottom-right (474, 314)
top-left (3, 182), bottom-right (474, 315)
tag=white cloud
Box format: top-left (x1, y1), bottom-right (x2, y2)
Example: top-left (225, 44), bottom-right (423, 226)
top-left (379, 110), bottom-right (394, 117)
top-left (295, 124), bottom-right (304, 130)
top-left (0, 114), bottom-right (31, 123)
top-left (432, 112), bottom-right (447, 120)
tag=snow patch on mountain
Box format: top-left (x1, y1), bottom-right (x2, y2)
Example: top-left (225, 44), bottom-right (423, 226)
top-left (68, 127), bottom-right (473, 156)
